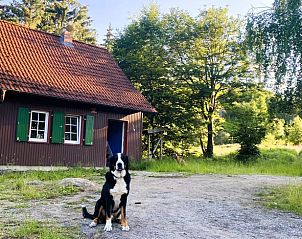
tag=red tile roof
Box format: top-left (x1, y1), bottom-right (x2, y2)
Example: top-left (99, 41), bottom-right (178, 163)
top-left (0, 20), bottom-right (156, 113)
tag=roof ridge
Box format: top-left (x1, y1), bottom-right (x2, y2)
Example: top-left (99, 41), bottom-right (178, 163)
top-left (0, 19), bottom-right (107, 51)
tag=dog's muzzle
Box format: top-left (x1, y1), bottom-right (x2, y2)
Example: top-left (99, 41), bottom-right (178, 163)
top-left (117, 162), bottom-right (124, 171)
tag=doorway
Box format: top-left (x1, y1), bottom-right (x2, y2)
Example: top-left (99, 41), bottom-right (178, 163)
top-left (107, 120), bottom-right (127, 157)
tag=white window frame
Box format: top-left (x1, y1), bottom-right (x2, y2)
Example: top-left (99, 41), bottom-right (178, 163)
top-left (28, 110), bottom-right (49, 143)
top-left (64, 115), bottom-right (81, 145)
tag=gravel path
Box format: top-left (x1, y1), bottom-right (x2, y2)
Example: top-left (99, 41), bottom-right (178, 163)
top-left (2, 172), bottom-right (302, 239)
top-left (80, 172), bottom-right (302, 239)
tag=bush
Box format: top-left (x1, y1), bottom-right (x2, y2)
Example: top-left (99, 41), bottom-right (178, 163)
top-left (287, 116), bottom-right (302, 145)
top-left (229, 105), bottom-right (266, 162)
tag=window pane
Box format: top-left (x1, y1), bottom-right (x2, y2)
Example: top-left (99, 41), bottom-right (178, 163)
top-left (65, 117), bottom-right (70, 124)
top-left (31, 121), bottom-right (38, 129)
top-left (39, 113), bottom-right (45, 121)
top-left (71, 125), bottom-right (77, 133)
top-left (32, 112), bottom-right (38, 121)
top-left (71, 133), bottom-right (77, 141)
top-left (71, 117), bottom-right (77, 125)
top-left (30, 130), bottom-right (37, 138)
top-left (38, 131), bottom-right (44, 139)
top-left (38, 122), bottom-right (45, 130)
top-left (65, 133), bottom-right (70, 140)
top-left (65, 124), bottom-right (70, 132)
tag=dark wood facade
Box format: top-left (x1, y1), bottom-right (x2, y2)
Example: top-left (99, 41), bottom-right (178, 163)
top-left (0, 92), bottom-right (143, 167)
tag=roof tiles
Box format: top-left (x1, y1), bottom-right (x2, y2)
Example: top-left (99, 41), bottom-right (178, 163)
top-left (0, 20), bottom-right (156, 113)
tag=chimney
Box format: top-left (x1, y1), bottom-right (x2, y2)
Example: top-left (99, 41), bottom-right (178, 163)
top-left (60, 25), bottom-right (74, 47)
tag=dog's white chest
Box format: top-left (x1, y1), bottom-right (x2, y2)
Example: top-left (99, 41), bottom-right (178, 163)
top-left (110, 178), bottom-right (128, 209)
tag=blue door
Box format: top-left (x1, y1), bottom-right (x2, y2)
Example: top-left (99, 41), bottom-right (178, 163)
top-left (107, 120), bottom-right (126, 155)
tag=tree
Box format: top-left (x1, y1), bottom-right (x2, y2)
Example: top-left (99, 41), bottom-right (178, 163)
top-left (167, 8), bottom-right (250, 157)
top-left (287, 116), bottom-right (302, 145)
top-left (112, 4), bottom-right (180, 154)
top-left (224, 86), bottom-right (269, 161)
top-left (0, 0), bottom-right (45, 28)
top-left (246, 0), bottom-right (302, 113)
top-left (0, 0), bottom-right (96, 44)
top-left (41, 0), bottom-right (96, 44)
top-left (112, 6), bottom-right (253, 158)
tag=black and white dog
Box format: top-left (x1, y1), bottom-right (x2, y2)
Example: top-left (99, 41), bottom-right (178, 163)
top-left (82, 153), bottom-right (131, 231)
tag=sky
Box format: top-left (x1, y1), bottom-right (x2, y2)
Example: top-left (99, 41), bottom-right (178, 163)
top-left (80, 0), bottom-right (275, 44)
top-left (1, 0), bottom-right (275, 43)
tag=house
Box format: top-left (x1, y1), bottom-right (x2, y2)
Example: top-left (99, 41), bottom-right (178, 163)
top-left (0, 20), bottom-right (156, 167)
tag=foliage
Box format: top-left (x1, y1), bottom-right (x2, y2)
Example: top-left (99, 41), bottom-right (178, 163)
top-left (170, 8), bottom-right (250, 158)
top-left (0, 0), bottom-right (96, 44)
top-left (112, 5), bottom-right (253, 157)
top-left (268, 118), bottom-right (286, 140)
top-left (287, 116), bottom-right (302, 145)
top-left (246, 0), bottom-right (302, 113)
top-left (224, 86), bottom-right (269, 162)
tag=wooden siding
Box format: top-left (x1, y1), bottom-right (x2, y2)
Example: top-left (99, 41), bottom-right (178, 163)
top-left (0, 92), bottom-right (143, 167)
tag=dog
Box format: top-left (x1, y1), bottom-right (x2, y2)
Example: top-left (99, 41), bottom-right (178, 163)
top-left (82, 153), bottom-right (131, 231)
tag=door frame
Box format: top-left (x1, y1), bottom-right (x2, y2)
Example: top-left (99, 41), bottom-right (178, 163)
top-left (107, 119), bottom-right (128, 155)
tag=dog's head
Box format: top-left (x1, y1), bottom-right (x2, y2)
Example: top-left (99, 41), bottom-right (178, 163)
top-left (109, 153), bottom-right (129, 178)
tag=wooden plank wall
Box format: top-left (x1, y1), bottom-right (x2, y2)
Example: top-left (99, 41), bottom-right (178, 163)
top-left (0, 92), bottom-right (143, 167)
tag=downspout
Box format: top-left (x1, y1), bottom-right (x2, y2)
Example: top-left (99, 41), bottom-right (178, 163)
top-left (0, 89), bottom-right (6, 103)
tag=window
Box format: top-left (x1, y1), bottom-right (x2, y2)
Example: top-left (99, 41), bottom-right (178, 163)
top-left (64, 115), bottom-right (81, 144)
top-left (29, 111), bottom-right (49, 142)
top-left (16, 108), bottom-right (93, 145)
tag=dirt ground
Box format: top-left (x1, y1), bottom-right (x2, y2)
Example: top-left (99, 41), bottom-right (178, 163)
top-left (2, 171), bottom-right (302, 239)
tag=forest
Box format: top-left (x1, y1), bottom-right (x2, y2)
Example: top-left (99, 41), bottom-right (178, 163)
top-left (1, 0), bottom-right (302, 162)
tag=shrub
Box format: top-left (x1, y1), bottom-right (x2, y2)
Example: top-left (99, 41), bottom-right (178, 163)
top-left (287, 116), bottom-right (302, 145)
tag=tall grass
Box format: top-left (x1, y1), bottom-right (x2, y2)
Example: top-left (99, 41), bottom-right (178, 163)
top-left (261, 184), bottom-right (302, 216)
top-left (131, 148), bottom-right (302, 176)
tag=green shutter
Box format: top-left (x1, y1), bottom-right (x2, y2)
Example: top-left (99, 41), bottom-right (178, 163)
top-left (51, 112), bottom-right (65, 144)
top-left (84, 115), bottom-right (94, 145)
top-left (16, 107), bottom-right (29, 142)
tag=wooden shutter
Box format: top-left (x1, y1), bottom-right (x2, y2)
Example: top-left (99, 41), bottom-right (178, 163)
top-left (51, 112), bottom-right (65, 144)
top-left (84, 115), bottom-right (94, 145)
top-left (16, 107), bottom-right (29, 142)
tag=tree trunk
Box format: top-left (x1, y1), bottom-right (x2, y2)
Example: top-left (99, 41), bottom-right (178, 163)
top-left (204, 118), bottom-right (214, 158)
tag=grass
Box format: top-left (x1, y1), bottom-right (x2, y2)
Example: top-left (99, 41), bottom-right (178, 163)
top-left (131, 148), bottom-right (302, 176)
top-left (0, 168), bottom-right (105, 238)
top-left (0, 167), bottom-right (105, 202)
top-left (260, 184), bottom-right (302, 216)
top-left (5, 220), bottom-right (76, 239)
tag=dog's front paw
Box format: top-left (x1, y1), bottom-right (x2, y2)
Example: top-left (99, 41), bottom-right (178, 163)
top-left (104, 222), bottom-right (112, 232)
top-left (122, 225), bottom-right (130, 231)
top-left (89, 221), bottom-right (97, 228)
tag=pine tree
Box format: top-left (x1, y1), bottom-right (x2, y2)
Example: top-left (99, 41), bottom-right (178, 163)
top-left (0, 0), bottom-right (96, 44)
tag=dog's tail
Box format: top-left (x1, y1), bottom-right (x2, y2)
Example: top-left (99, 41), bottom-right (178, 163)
top-left (82, 205), bottom-right (95, 219)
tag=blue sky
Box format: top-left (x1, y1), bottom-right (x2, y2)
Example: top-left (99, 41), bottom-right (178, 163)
top-left (2, 0), bottom-right (275, 43)
top-left (80, 0), bottom-right (275, 44)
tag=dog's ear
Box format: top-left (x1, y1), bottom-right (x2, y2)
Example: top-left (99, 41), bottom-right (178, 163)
top-left (122, 154), bottom-right (129, 170)
top-left (109, 154), bottom-right (117, 171)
